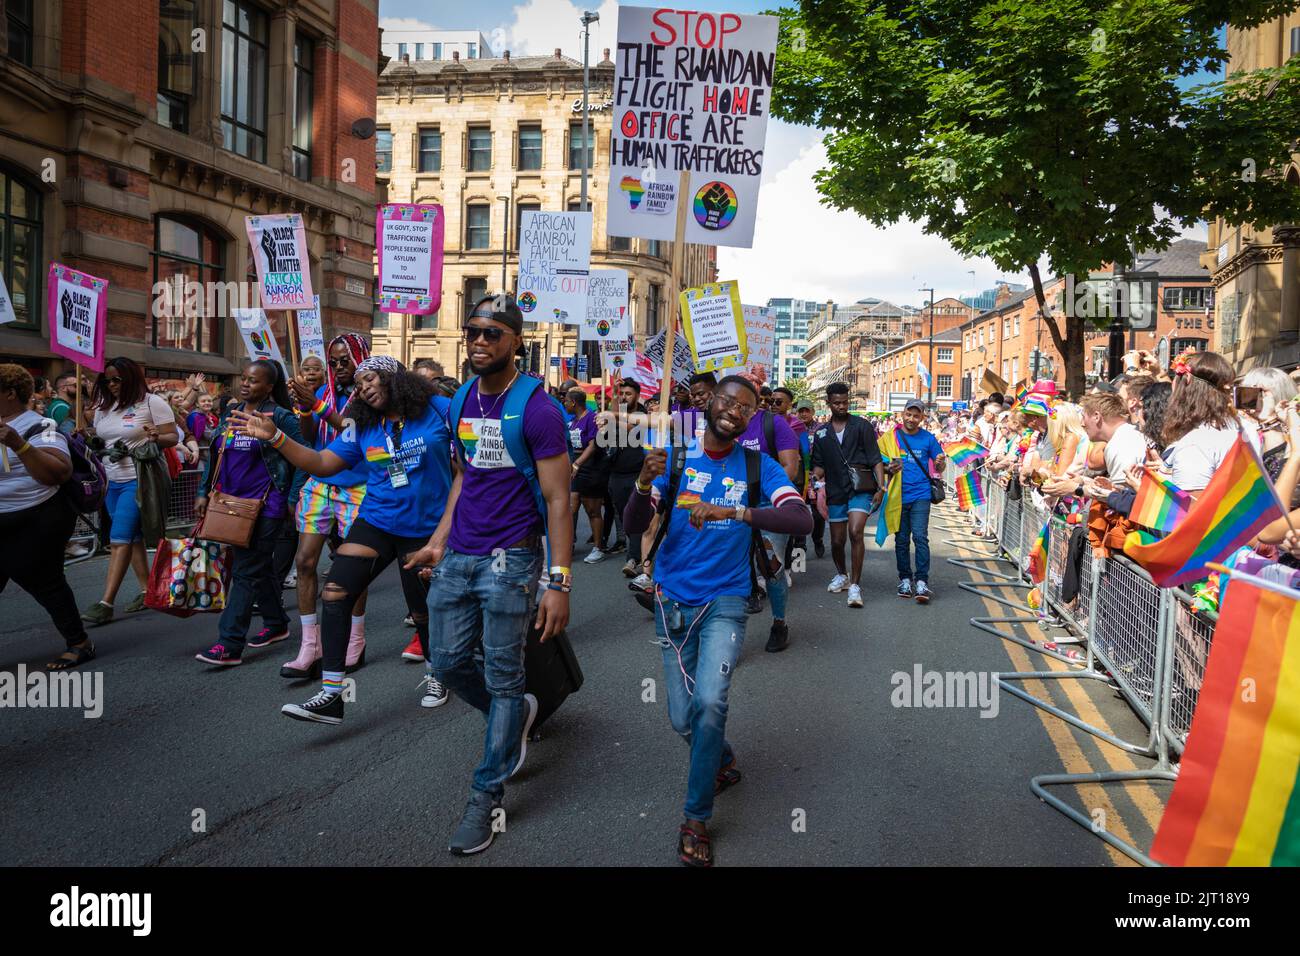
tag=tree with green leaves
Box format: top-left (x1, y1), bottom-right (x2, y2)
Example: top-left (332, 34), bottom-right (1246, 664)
top-left (776, 373), bottom-right (820, 409)
top-left (767, 0), bottom-right (1300, 396)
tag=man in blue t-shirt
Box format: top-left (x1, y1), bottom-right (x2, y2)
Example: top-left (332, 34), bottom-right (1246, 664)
top-left (624, 375), bottom-right (811, 867)
top-left (885, 398), bottom-right (947, 603)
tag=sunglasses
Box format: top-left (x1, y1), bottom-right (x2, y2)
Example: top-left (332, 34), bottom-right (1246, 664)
top-left (105, 376), bottom-right (122, 384)
top-left (463, 325), bottom-right (505, 343)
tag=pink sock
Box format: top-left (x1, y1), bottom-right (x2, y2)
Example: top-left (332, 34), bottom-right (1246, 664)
top-left (350, 615), bottom-right (365, 638)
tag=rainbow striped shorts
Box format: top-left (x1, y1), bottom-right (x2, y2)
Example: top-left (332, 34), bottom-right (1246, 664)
top-left (295, 478), bottom-right (365, 536)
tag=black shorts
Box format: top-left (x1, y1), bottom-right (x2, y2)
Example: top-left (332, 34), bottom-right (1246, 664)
top-left (342, 515), bottom-right (429, 561)
top-left (574, 465), bottom-right (611, 498)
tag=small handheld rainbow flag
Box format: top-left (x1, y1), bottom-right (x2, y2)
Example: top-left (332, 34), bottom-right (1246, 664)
top-left (1027, 519), bottom-right (1049, 583)
top-left (1130, 467), bottom-right (1193, 534)
top-left (1151, 568), bottom-right (1300, 865)
top-left (954, 471), bottom-right (985, 511)
top-left (1123, 438), bottom-right (1283, 588)
top-left (943, 438), bottom-right (988, 467)
top-left (1009, 384), bottom-right (1030, 409)
top-left (364, 445), bottom-right (392, 464)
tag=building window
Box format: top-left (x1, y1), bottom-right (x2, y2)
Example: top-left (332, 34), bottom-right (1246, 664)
top-left (1003, 320), bottom-right (1010, 339)
top-left (609, 235), bottom-right (631, 253)
top-left (397, 43), bottom-right (407, 59)
top-left (936, 375), bottom-right (953, 398)
top-left (151, 215), bottom-right (225, 353)
top-left (418, 128), bottom-right (441, 172)
top-left (220, 0), bottom-right (269, 163)
top-left (937, 347), bottom-right (953, 363)
top-left (1163, 286), bottom-right (1212, 311)
top-left (515, 203), bottom-right (539, 251)
top-left (468, 127), bottom-right (492, 172)
top-left (1014, 316), bottom-right (1020, 336)
top-left (375, 128), bottom-right (392, 173)
top-left (569, 123), bottom-right (595, 169)
top-left (432, 43), bottom-right (442, 60)
top-left (465, 277), bottom-right (488, 314)
top-left (646, 284), bottom-right (661, 334)
top-left (1171, 337), bottom-right (1208, 355)
top-left (1292, 26), bottom-right (1300, 57)
top-left (467, 42), bottom-right (477, 58)
top-left (518, 125), bottom-right (543, 171)
top-left (466, 204), bottom-right (490, 250)
top-left (291, 35), bottom-right (314, 180)
top-left (5, 0), bottom-right (33, 66)
top-left (977, 328), bottom-right (984, 348)
top-left (414, 43), bottom-right (424, 60)
top-left (158, 1), bottom-right (197, 132)
top-left (0, 167), bottom-right (42, 329)
top-left (647, 239), bottom-right (661, 258)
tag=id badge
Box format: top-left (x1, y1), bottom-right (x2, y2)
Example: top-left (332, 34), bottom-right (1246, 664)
top-left (387, 462), bottom-right (409, 488)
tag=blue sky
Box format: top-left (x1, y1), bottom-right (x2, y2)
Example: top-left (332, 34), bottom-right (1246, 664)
top-left (384, 1), bottom-right (1214, 308)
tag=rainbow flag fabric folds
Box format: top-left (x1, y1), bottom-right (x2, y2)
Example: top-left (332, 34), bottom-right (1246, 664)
top-left (955, 471), bottom-right (985, 511)
top-left (943, 438), bottom-right (988, 467)
top-left (1151, 572), bottom-right (1300, 866)
top-left (1027, 520), bottom-right (1049, 583)
top-left (1131, 468), bottom-right (1193, 534)
top-left (1123, 438), bottom-right (1283, 588)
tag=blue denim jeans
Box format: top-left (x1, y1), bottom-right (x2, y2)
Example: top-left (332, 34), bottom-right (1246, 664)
top-left (427, 548), bottom-right (540, 800)
top-left (655, 593), bottom-right (748, 821)
top-left (218, 513), bottom-right (288, 650)
top-left (895, 498), bottom-right (932, 582)
top-left (763, 532), bottom-right (789, 620)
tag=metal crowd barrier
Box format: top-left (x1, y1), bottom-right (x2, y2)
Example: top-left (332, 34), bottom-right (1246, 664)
top-left (63, 468), bottom-right (203, 567)
top-left (940, 479), bottom-right (1233, 865)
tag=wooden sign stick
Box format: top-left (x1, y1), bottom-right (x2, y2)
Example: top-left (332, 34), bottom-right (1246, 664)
top-left (658, 169), bottom-right (691, 449)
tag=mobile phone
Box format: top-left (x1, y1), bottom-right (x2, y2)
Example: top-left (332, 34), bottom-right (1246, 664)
top-left (1233, 386), bottom-right (1261, 411)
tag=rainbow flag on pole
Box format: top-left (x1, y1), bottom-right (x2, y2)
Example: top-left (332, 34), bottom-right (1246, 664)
top-left (1124, 438), bottom-right (1283, 588)
top-left (1131, 467), bottom-right (1193, 534)
top-left (1027, 519), bottom-right (1049, 583)
top-left (943, 438), bottom-right (988, 467)
top-left (954, 471), bottom-right (985, 511)
top-left (1151, 569), bottom-right (1300, 865)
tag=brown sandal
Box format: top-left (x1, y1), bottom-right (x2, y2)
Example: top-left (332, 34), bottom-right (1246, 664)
top-left (714, 761), bottom-right (742, 795)
top-left (678, 823), bottom-right (713, 867)
top-left (47, 640), bottom-right (96, 671)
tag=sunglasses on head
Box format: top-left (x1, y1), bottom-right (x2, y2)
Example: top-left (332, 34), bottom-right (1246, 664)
top-left (463, 325), bottom-right (505, 343)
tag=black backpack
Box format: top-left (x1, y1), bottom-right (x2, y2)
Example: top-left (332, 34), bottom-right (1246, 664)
top-left (23, 421), bottom-right (108, 515)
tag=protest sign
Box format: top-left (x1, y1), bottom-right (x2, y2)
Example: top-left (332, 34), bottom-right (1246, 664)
top-left (46, 263), bottom-right (107, 373)
top-left (581, 268), bottom-right (630, 342)
top-left (246, 214), bottom-right (314, 309)
top-left (604, 334), bottom-right (636, 379)
top-left (607, 6), bottom-right (779, 249)
top-left (234, 308), bottom-right (287, 369)
top-left (741, 303), bottom-right (775, 379)
top-left (517, 210), bottom-right (592, 324)
top-left (297, 296), bottom-right (325, 362)
top-left (376, 204), bottom-right (443, 314)
top-left (645, 325), bottom-right (695, 382)
top-left (0, 270), bottom-right (16, 325)
top-left (680, 281), bottom-right (747, 374)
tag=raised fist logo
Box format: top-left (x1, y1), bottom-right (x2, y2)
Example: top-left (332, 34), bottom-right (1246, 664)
top-left (693, 181), bottom-right (737, 231)
top-left (260, 230), bottom-right (280, 272)
top-left (60, 289), bottom-right (74, 326)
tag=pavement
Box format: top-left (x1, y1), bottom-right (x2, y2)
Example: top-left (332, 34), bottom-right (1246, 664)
top-left (0, 501), bottom-right (1168, 866)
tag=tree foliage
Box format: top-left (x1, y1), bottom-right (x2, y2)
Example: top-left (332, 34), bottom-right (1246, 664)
top-left (767, 0), bottom-right (1300, 395)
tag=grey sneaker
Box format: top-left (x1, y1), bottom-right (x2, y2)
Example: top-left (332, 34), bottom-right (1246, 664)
top-left (508, 693), bottom-right (539, 779)
top-left (915, 581), bottom-right (932, 604)
top-left (897, 579), bottom-right (913, 599)
top-left (124, 593), bottom-right (147, 614)
top-left (449, 791), bottom-right (501, 856)
top-left (80, 602), bottom-right (114, 626)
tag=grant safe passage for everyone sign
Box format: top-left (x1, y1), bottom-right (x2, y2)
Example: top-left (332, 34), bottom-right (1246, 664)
top-left (607, 6), bottom-right (778, 249)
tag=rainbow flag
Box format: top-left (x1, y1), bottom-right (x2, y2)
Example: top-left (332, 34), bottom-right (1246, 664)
top-left (1009, 384), bottom-right (1030, 409)
top-left (874, 429), bottom-right (905, 545)
top-left (1123, 438), bottom-right (1283, 588)
top-left (1151, 571), bottom-right (1300, 866)
top-left (1027, 519), bottom-right (1049, 583)
top-left (674, 491), bottom-right (702, 509)
top-left (943, 438), bottom-right (988, 467)
top-left (1130, 467), bottom-right (1193, 534)
top-left (364, 445), bottom-right (392, 464)
top-left (955, 471), bottom-right (985, 511)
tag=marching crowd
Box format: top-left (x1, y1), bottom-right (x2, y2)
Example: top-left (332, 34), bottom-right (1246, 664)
top-left (7, 291), bottom-right (1299, 865)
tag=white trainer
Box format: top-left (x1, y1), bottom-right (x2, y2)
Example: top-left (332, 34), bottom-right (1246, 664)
top-left (847, 584), bottom-right (864, 608)
top-left (583, 548), bottom-right (606, 564)
top-left (827, 574), bottom-right (849, 593)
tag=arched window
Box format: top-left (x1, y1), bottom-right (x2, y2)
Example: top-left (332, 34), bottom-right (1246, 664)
top-left (152, 215), bottom-right (227, 352)
top-left (0, 165), bottom-right (43, 329)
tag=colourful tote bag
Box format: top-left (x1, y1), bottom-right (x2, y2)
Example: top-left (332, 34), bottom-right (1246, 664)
top-left (145, 537), bottom-right (232, 617)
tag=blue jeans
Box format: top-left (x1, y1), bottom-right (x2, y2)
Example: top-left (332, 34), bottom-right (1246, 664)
top-left (895, 498), bottom-right (932, 582)
top-left (218, 514), bottom-right (289, 650)
top-left (764, 532), bottom-right (788, 620)
top-left (427, 548), bottom-right (540, 800)
top-left (655, 593), bottom-right (748, 821)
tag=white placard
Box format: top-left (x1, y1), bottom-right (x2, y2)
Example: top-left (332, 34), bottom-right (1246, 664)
top-left (234, 308), bottom-right (287, 368)
top-left (607, 6), bottom-right (779, 249)
top-left (0, 271), bottom-right (15, 325)
top-left (581, 269), bottom-right (631, 342)
top-left (297, 295), bottom-right (325, 361)
top-left (681, 281), bottom-right (746, 373)
top-left (741, 303), bottom-right (776, 379)
top-left (645, 326), bottom-right (696, 382)
top-left (517, 210), bottom-right (593, 324)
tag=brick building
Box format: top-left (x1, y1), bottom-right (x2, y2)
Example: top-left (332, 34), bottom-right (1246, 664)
top-left (0, 0), bottom-right (380, 382)
top-left (869, 328), bottom-right (963, 412)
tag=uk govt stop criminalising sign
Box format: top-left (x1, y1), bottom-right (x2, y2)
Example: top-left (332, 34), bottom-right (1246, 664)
top-left (607, 6), bottom-right (778, 249)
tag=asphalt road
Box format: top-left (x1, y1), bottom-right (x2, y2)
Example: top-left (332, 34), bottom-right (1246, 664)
top-left (0, 502), bottom-right (1165, 866)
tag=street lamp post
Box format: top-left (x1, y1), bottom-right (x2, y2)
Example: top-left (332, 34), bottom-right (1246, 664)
top-left (919, 285), bottom-right (935, 408)
top-left (498, 195), bottom-right (510, 293)
top-left (580, 11), bottom-right (599, 212)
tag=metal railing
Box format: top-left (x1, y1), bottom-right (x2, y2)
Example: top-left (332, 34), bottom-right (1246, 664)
top-left (63, 467), bottom-right (203, 567)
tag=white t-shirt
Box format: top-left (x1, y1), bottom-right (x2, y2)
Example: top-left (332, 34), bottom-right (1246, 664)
top-left (0, 412), bottom-right (70, 514)
top-left (93, 393), bottom-right (174, 484)
top-left (1165, 424), bottom-right (1240, 491)
top-left (1103, 422), bottom-right (1148, 481)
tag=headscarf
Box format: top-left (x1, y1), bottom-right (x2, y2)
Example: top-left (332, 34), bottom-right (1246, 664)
top-left (320, 333), bottom-right (371, 443)
top-left (355, 355), bottom-right (403, 376)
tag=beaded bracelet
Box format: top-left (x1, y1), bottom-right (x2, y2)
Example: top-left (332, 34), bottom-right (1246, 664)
top-left (270, 429), bottom-right (287, 449)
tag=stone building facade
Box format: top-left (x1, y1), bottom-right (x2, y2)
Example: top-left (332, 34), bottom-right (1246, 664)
top-left (369, 47), bottom-right (716, 379)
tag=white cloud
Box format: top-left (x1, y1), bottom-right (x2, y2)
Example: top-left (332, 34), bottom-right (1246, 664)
top-left (720, 137), bottom-right (1025, 309)
top-left (491, 0), bottom-right (621, 60)
top-left (379, 17), bottom-right (441, 34)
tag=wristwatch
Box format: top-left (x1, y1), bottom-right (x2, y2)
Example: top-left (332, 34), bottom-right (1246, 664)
top-left (733, 504), bottom-right (746, 522)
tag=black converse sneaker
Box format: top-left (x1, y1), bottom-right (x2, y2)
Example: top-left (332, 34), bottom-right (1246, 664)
top-left (281, 689), bottom-right (344, 724)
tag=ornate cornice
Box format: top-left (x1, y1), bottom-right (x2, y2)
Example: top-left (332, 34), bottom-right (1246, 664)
top-left (1211, 242), bottom-right (1286, 287)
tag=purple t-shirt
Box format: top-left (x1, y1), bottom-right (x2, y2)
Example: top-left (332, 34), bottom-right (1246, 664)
top-left (449, 384), bottom-right (568, 556)
top-left (740, 409), bottom-right (799, 458)
top-left (217, 431), bottom-right (286, 519)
